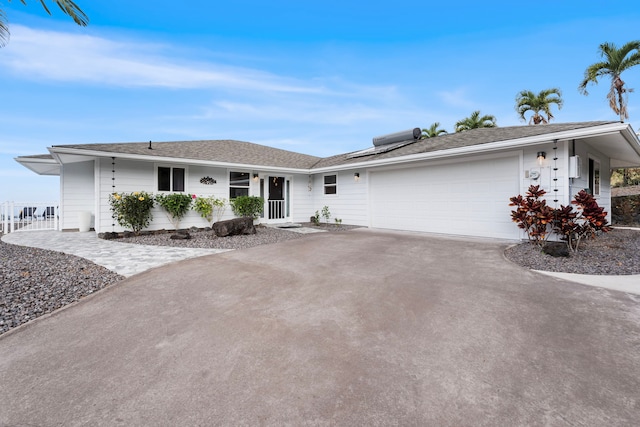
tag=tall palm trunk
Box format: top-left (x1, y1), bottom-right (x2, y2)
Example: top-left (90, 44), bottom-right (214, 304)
top-left (615, 76), bottom-right (626, 121)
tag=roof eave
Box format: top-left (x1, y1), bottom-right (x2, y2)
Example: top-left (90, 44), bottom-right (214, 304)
top-left (47, 147), bottom-right (314, 174)
top-left (14, 156), bottom-right (61, 176)
top-left (309, 122), bottom-right (636, 173)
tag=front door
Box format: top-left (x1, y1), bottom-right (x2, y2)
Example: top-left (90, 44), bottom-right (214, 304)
top-left (267, 176), bottom-right (289, 222)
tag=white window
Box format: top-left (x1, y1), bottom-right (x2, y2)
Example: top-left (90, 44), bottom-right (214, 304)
top-left (158, 166), bottom-right (186, 192)
top-left (324, 174), bottom-right (337, 195)
top-left (229, 171), bottom-right (250, 198)
top-left (589, 158), bottom-right (600, 196)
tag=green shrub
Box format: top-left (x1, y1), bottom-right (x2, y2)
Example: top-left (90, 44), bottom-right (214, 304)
top-left (109, 191), bottom-right (155, 235)
top-left (155, 193), bottom-right (194, 230)
top-left (230, 196), bottom-right (264, 219)
top-left (193, 195), bottom-right (227, 226)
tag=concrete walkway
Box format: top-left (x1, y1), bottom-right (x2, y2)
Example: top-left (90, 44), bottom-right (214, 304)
top-left (1, 230), bottom-right (639, 425)
top-left (1, 231), bottom-right (229, 277)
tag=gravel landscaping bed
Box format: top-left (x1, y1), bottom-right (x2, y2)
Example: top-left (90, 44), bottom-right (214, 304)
top-left (504, 227), bottom-right (640, 275)
top-left (113, 224), bottom-right (360, 249)
top-left (0, 241), bottom-right (124, 335)
top-left (116, 226), bottom-right (306, 249)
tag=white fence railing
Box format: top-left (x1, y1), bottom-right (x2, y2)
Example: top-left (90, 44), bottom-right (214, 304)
top-left (1, 202), bottom-right (59, 234)
top-left (268, 200), bottom-right (286, 220)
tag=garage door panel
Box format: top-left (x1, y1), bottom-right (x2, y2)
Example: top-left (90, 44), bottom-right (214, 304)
top-left (370, 156), bottom-right (520, 239)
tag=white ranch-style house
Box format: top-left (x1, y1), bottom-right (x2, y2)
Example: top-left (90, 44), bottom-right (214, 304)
top-left (15, 121), bottom-right (640, 240)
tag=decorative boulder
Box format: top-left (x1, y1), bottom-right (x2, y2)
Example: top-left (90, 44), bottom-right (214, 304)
top-left (543, 242), bottom-right (570, 258)
top-left (170, 231), bottom-right (191, 240)
top-left (213, 217), bottom-right (256, 237)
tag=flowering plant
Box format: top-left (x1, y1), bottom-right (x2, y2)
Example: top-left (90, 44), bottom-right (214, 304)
top-left (193, 195), bottom-right (227, 226)
top-left (109, 191), bottom-right (155, 234)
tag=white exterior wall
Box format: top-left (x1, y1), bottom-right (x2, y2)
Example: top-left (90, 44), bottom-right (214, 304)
top-left (98, 159), bottom-right (241, 232)
top-left (570, 141), bottom-right (611, 222)
top-left (518, 139), bottom-right (612, 232)
top-left (97, 158), bottom-right (154, 232)
top-left (520, 142), bottom-right (569, 210)
top-left (289, 174), bottom-right (315, 223)
top-left (95, 158), bottom-right (316, 232)
top-left (61, 161), bottom-right (95, 231)
top-left (307, 169), bottom-right (368, 226)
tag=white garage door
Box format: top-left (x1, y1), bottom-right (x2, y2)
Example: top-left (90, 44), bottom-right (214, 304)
top-left (369, 155), bottom-right (520, 240)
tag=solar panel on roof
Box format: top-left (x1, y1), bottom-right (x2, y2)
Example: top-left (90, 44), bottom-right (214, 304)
top-left (346, 140), bottom-right (416, 159)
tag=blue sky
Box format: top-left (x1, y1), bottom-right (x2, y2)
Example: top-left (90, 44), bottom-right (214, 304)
top-left (2, 1), bottom-right (640, 201)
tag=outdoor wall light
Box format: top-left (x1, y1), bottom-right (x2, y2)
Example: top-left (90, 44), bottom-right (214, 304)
top-left (253, 173), bottom-right (259, 182)
top-left (354, 172), bottom-right (360, 181)
top-left (537, 151), bottom-right (546, 165)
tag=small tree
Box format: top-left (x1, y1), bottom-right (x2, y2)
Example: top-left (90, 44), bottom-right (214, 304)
top-left (155, 193), bottom-right (194, 230)
top-left (510, 186), bottom-right (611, 252)
top-left (509, 185), bottom-right (554, 246)
top-left (109, 191), bottom-right (155, 235)
top-left (557, 190), bottom-right (611, 251)
top-left (193, 195), bottom-right (227, 226)
top-left (230, 196), bottom-right (264, 220)
top-left (321, 205), bottom-right (331, 224)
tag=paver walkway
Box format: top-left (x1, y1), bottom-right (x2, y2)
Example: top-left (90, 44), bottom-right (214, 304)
top-left (1, 231), bottom-right (229, 277)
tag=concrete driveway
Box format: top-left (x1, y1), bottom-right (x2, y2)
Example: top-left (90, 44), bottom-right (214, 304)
top-left (1, 229), bottom-right (639, 426)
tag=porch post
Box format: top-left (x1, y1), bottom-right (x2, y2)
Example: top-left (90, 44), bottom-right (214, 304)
top-left (2, 202), bottom-right (6, 234)
top-left (9, 201), bottom-right (15, 233)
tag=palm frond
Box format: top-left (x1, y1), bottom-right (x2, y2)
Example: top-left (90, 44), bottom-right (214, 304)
top-left (0, 8), bottom-right (8, 47)
top-left (49, 0), bottom-right (89, 26)
top-left (581, 40), bottom-right (640, 121)
top-left (421, 122), bottom-right (447, 138)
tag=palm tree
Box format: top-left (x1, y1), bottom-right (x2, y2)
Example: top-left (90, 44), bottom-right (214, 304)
top-left (454, 110), bottom-right (497, 132)
top-left (421, 122), bottom-right (448, 139)
top-left (515, 88), bottom-right (563, 124)
top-left (1, 0), bottom-right (88, 47)
top-left (579, 40), bottom-right (640, 122)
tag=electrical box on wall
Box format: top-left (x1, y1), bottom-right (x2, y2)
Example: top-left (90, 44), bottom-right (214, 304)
top-left (569, 155), bottom-right (581, 178)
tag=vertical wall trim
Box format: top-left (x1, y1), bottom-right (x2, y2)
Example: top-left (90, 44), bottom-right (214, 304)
top-left (111, 157), bottom-right (116, 231)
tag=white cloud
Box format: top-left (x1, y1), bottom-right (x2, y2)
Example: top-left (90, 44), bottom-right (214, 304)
top-left (436, 87), bottom-right (477, 109)
top-left (1, 25), bottom-right (323, 93)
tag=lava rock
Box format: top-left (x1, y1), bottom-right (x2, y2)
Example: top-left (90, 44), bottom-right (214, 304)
top-left (542, 242), bottom-right (570, 257)
top-left (170, 232), bottom-right (191, 240)
top-left (213, 217), bottom-right (256, 237)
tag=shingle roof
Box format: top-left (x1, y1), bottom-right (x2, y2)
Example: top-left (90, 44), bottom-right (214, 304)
top-left (50, 121), bottom-right (619, 171)
top-left (53, 140), bottom-right (322, 170)
top-left (312, 121), bottom-right (617, 169)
